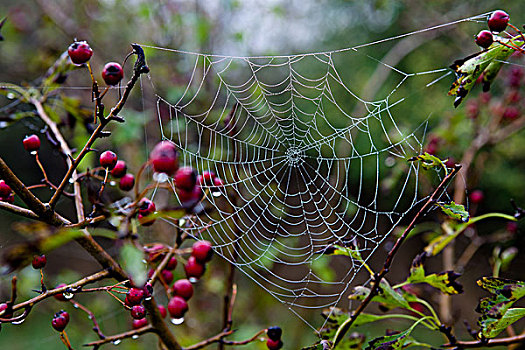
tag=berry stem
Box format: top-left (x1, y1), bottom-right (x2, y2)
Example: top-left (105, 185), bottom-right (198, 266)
top-left (507, 23), bottom-right (525, 43)
top-left (70, 300), bottom-right (106, 339)
top-left (59, 330), bottom-right (74, 350)
top-left (83, 324), bottom-right (154, 347)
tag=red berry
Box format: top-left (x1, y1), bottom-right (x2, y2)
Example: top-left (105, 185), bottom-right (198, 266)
top-left (184, 256), bottom-right (206, 280)
top-left (212, 177), bottom-right (224, 187)
top-left (175, 166), bottom-right (197, 190)
top-left (132, 318), bottom-right (148, 330)
top-left (469, 190), bottom-right (484, 204)
top-left (51, 312), bottom-right (69, 332)
top-left (31, 254), bottom-right (47, 269)
top-left (111, 160), bottom-right (127, 178)
top-left (150, 141), bottom-right (179, 175)
top-left (158, 305), bottom-right (167, 318)
top-left (68, 41), bottom-right (93, 64)
top-left (502, 106), bottom-right (520, 121)
top-left (167, 296), bottom-right (188, 319)
top-left (507, 221), bottom-right (518, 233)
top-left (102, 62), bottom-right (124, 86)
top-left (138, 198), bottom-right (156, 216)
top-left (172, 279), bottom-right (194, 300)
top-left (177, 186), bottom-right (203, 206)
top-left (160, 269), bottom-right (174, 284)
top-left (166, 257), bottom-right (178, 270)
top-left (119, 173), bottom-right (135, 191)
top-left (0, 303), bottom-right (13, 318)
top-left (266, 338), bottom-right (283, 350)
top-left (100, 150), bottom-right (118, 169)
top-left (198, 171), bottom-right (216, 186)
top-left (0, 180), bottom-right (11, 197)
top-left (23, 134), bottom-right (41, 152)
top-left (53, 283), bottom-right (68, 301)
top-left (192, 240), bottom-right (213, 263)
top-left (488, 10), bottom-right (509, 33)
top-left (126, 288), bottom-right (145, 306)
top-left (131, 305), bottom-right (146, 319)
top-left (475, 30), bottom-right (493, 49)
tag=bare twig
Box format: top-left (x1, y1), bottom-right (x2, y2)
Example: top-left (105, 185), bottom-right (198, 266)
top-left (83, 324), bottom-right (155, 347)
top-left (443, 333), bottom-right (525, 348)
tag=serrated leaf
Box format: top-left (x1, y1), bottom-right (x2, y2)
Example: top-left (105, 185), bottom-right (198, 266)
top-left (408, 152), bottom-right (447, 173)
top-left (120, 243), bottom-right (148, 287)
top-left (436, 201), bottom-right (469, 222)
top-left (476, 277), bottom-right (525, 338)
top-left (349, 280), bottom-right (411, 311)
top-left (448, 36), bottom-right (522, 107)
top-left (406, 254), bottom-right (463, 295)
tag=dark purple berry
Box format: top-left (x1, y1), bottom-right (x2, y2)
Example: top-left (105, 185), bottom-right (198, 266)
top-left (68, 41), bottom-right (93, 64)
top-left (102, 62), bottom-right (124, 86)
top-left (23, 134), bottom-right (41, 152)
top-left (267, 326), bottom-right (282, 341)
top-left (99, 150), bottom-right (118, 170)
top-left (488, 10), bottom-right (509, 32)
top-left (475, 30), bottom-right (493, 49)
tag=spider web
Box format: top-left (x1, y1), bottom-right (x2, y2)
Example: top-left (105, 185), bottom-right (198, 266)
top-left (138, 13), bottom-right (486, 330)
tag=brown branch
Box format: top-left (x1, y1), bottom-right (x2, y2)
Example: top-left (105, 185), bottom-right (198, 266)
top-left (443, 333), bottom-right (525, 348)
top-left (331, 164), bottom-right (461, 349)
top-left (0, 156), bottom-right (66, 226)
top-left (184, 330), bottom-right (235, 350)
top-left (70, 300), bottom-right (106, 339)
top-left (0, 200), bottom-right (40, 220)
top-left (143, 297), bottom-right (182, 350)
top-left (221, 329), bottom-right (266, 346)
top-left (83, 324), bottom-right (155, 347)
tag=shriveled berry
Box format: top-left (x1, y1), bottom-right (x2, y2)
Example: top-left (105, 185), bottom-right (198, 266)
top-left (53, 283), bottom-right (68, 301)
top-left (158, 305), bottom-right (167, 318)
top-left (150, 141), bottom-right (179, 175)
top-left (23, 134), bottom-right (41, 152)
top-left (51, 312), bottom-right (69, 332)
top-left (475, 30), bottom-right (493, 49)
top-left (102, 62), bottom-right (124, 86)
top-left (266, 338), bottom-right (283, 350)
top-left (111, 160), bottom-right (127, 178)
top-left (138, 198), bottom-right (156, 216)
top-left (160, 269), bottom-right (174, 284)
top-left (0, 180), bottom-right (12, 197)
top-left (119, 173), bottom-right (135, 191)
top-left (132, 317), bottom-right (148, 330)
top-left (68, 41), bottom-right (93, 64)
top-left (488, 10), bottom-right (509, 32)
top-left (31, 254), bottom-right (47, 269)
top-left (469, 189), bottom-right (484, 204)
top-left (184, 256), bottom-right (206, 280)
top-left (167, 296), bottom-right (188, 319)
top-left (165, 257), bottom-right (178, 270)
top-left (192, 240), bottom-right (213, 263)
top-left (131, 305), bottom-right (146, 319)
top-left (0, 303), bottom-right (13, 318)
top-left (174, 166), bottom-right (197, 190)
top-left (126, 288), bottom-right (145, 306)
top-left (267, 326), bottom-right (282, 341)
top-left (172, 279), bottom-right (193, 300)
top-left (100, 150), bottom-right (118, 170)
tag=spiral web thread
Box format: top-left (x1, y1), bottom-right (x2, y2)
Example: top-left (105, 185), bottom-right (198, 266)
top-left (139, 13), bottom-right (488, 330)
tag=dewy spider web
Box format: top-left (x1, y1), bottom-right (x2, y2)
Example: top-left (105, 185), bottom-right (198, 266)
top-left (138, 13), bottom-right (487, 329)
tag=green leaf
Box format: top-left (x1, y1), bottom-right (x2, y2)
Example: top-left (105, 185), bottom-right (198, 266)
top-left (406, 254), bottom-right (463, 294)
top-left (476, 277), bottom-right (525, 338)
top-left (436, 201), bottom-right (469, 222)
top-left (120, 243), bottom-right (148, 287)
top-left (364, 317), bottom-right (429, 350)
top-left (448, 35), bottom-right (522, 107)
top-left (349, 280), bottom-right (411, 311)
top-left (320, 244), bottom-right (365, 263)
top-left (408, 152), bottom-right (448, 173)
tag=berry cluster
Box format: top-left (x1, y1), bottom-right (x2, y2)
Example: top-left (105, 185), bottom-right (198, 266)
top-left (68, 41), bottom-right (124, 86)
top-left (475, 10), bottom-right (510, 49)
top-left (0, 180), bottom-right (13, 203)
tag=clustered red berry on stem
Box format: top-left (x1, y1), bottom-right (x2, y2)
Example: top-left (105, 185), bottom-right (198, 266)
top-left (488, 10), bottom-right (509, 33)
top-left (0, 180), bottom-right (14, 203)
top-left (137, 198), bottom-right (156, 226)
top-left (111, 160), bottom-right (127, 178)
top-left (130, 305), bottom-right (146, 320)
top-left (68, 41), bottom-right (93, 64)
top-left (167, 295), bottom-right (188, 319)
top-left (150, 141), bottom-right (179, 175)
top-left (23, 134), bottom-right (41, 152)
top-left (51, 310), bottom-right (69, 332)
top-left (99, 150), bottom-right (118, 170)
top-left (31, 254), bottom-right (47, 269)
top-left (475, 30), bottom-right (493, 49)
top-left (102, 62), bottom-right (124, 86)
top-left (119, 173), bottom-right (135, 191)
top-left (172, 279), bottom-right (193, 300)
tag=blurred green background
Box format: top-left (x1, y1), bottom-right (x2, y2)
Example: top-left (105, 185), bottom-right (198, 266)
top-left (1, 0), bottom-right (525, 349)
